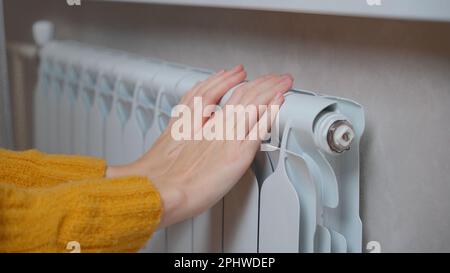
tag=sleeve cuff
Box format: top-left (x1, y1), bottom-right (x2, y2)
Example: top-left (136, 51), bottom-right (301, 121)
top-left (56, 176), bottom-right (163, 252)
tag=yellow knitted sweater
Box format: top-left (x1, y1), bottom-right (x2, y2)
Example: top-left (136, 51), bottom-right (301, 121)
top-left (0, 148), bottom-right (162, 253)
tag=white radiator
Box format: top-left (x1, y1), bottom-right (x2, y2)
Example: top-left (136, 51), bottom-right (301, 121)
top-left (34, 40), bottom-right (365, 253)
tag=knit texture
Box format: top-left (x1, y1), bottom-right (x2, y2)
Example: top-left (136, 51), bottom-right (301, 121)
top-left (0, 149), bottom-right (162, 253)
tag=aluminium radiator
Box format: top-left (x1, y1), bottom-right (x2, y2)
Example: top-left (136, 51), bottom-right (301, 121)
top-left (33, 40), bottom-right (365, 253)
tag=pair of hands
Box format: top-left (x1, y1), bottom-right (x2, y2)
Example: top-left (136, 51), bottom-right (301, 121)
top-left (107, 65), bottom-right (293, 228)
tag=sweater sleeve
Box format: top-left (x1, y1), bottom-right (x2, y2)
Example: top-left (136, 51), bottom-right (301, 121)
top-left (0, 176), bottom-right (163, 253)
top-left (0, 148), bottom-right (106, 187)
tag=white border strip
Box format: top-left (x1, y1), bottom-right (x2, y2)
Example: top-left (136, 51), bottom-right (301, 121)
top-left (97, 0), bottom-right (450, 22)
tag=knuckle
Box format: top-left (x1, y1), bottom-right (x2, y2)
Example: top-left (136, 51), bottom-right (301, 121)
top-left (202, 91), bottom-right (215, 102)
top-left (234, 86), bottom-right (246, 97)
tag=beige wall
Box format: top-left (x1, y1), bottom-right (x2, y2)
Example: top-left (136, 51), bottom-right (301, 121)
top-left (4, 0), bottom-right (450, 252)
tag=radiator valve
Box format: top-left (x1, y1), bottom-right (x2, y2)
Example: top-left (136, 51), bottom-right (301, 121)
top-left (314, 112), bottom-right (355, 154)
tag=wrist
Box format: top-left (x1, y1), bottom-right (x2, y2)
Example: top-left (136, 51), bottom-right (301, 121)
top-left (105, 158), bottom-right (186, 229)
top-left (105, 165), bottom-right (124, 178)
top-left (105, 162), bottom-right (142, 178)
top-left (153, 178), bottom-right (186, 229)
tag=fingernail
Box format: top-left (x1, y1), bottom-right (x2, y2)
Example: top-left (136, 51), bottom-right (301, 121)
top-left (281, 77), bottom-right (292, 85)
top-left (231, 64), bottom-right (243, 72)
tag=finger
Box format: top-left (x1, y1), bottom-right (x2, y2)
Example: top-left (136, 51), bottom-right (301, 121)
top-left (179, 80), bottom-right (204, 105)
top-left (202, 70), bottom-right (247, 106)
top-left (227, 74), bottom-right (291, 137)
top-left (240, 73), bottom-right (278, 91)
top-left (224, 73), bottom-right (277, 106)
top-left (170, 76), bottom-right (211, 126)
top-left (246, 92), bottom-right (285, 150)
top-left (174, 68), bottom-right (232, 130)
top-left (251, 75), bottom-right (292, 118)
top-left (185, 66), bottom-right (245, 109)
top-left (199, 64), bottom-right (244, 95)
top-left (198, 68), bottom-right (246, 119)
top-left (180, 69), bottom-right (225, 105)
top-left (198, 69), bottom-right (246, 126)
top-left (245, 86), bottom-right (285, 142)
top-left (221, 74), bottom-right (277, 138)
top-left (240, 74), bottom-right (291, 106)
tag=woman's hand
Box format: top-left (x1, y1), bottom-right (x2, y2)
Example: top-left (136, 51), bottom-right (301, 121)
top-left (107, 65), bottom-right (247, 179)
top-left (107, 65), bottom-right (293, 228)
